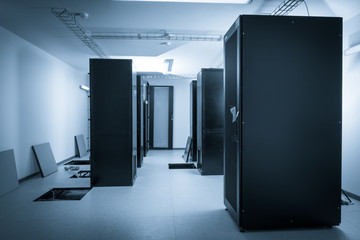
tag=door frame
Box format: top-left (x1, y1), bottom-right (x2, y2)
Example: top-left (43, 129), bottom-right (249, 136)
top-left (149, 85), bottom-right (174, 149)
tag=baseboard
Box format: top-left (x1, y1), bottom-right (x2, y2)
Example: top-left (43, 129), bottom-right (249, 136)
top-left (19, 172), bottom-right (40, 183)
top-left (343, 189), bottom-right (360, 202)
top-left (19, 155), bottom-right (76, 183)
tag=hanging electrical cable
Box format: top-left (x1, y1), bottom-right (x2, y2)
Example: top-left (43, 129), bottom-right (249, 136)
top-left (271, 0), bottom-right (310, 16)
top-left (303, 0), bottom-right (310, 16)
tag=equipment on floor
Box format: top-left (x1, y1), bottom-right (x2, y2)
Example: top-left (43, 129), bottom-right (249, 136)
top-left (75, 134), bottom-right (87, 157)
top-left (64, 166), bottom-right (80, 171)
top-left (0, 149), bottom-right (19, 197)
top-left (168, 163), bottom-right (196, 169)
top-left (182, 136), bottom-right (192, 162)
top-left (70, 170), bottom-right (90, 178)
top-left (32, 142), bottom-right (58, 177)
top-left (341, 190), bottom-right (354, 205)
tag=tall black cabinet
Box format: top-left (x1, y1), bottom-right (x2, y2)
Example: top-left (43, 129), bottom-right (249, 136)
top-left (197, 69), bottom-right (224, 175)
top-left (137, 75), bottom-right (144, 167)
top-left (224, 15), bottom-right (342, 230)
top-left (190, 80), bottom-right (197, 162)
top-left (90, 59), bottom-right (137, 187)
top-left (143, 81), bottom-right (150, 156)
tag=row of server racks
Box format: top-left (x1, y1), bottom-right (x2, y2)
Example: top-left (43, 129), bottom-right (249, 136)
top-left (89, 14), bottom-right (342, 232)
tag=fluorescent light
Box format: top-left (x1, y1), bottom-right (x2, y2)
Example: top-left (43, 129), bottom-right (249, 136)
top-left (80, 85), bottom-right (90, 92)
top-left (113, 0), bottom-right (252, 4)
top-left (344, 44), bottom-right (360, 56)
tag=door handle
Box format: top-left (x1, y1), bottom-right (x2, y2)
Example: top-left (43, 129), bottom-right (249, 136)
top-left (230, 106), bottom-right (239, 123)
top-left (230, 106), bottom-right (239, 143)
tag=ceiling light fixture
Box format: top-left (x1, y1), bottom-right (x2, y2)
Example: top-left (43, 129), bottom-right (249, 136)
top-left (51, 8), bottom-right (108, 58)
top-left (79, 85), bottom-right (90, 92)
top-left (113, 0), bottom-right (252, 3)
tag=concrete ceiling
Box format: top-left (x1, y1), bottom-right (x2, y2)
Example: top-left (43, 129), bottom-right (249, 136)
top-left (0, 0), bottom-right (358, 75)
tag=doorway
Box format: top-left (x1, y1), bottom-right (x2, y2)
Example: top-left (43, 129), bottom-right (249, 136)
top-left (149, 86), bottom-right (174, 149)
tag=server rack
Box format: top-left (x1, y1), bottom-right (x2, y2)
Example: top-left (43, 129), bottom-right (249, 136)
top-left (143, 81), bottom-right (150, 157)
top-left (137, 75), bottom-right (144, 167)
top-left (90, 59), bottom-right (137, 187)
top-left (197, 69), bottom-right (224, 175)
top-left (190, 80), bottom-right (197, 162)
top-left (224, 15), bottom-right (342, 231)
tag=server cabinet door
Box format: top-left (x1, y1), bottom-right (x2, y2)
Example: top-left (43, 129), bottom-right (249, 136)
top-left (224, 22), bottom-right (241, 223)
top-left (240, 15), bottom-right (342, 229)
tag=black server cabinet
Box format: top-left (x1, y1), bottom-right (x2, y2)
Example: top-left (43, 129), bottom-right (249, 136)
top-left (143, 81), bottom-right (150, 156)
top-left (190, 80), bottom-right (197, 162)
top-left (137, 75), bottom-right (144, 167)
top-left (224, 15), bottom-right (342, 230)
top-left (197, 69), bottom-right (224, 175)
top-left (90, 59), bottom-right (137, 186)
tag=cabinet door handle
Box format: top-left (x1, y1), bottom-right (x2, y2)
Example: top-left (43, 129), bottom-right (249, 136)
top-left (230, 106), bottom-right (239, 123)
top-left (230, 106), bottom-right (239, 143)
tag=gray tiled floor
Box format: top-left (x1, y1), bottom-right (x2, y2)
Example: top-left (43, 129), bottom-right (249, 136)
top-left (0, 150), bottom-right (359, 240)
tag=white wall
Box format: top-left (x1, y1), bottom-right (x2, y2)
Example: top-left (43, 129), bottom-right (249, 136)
top-left (146, 77), bottom-right (193, 148)
top-left (342, 14), bottom-right (360, 197)
top-left (0, 26), bottom-right (88, 179)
